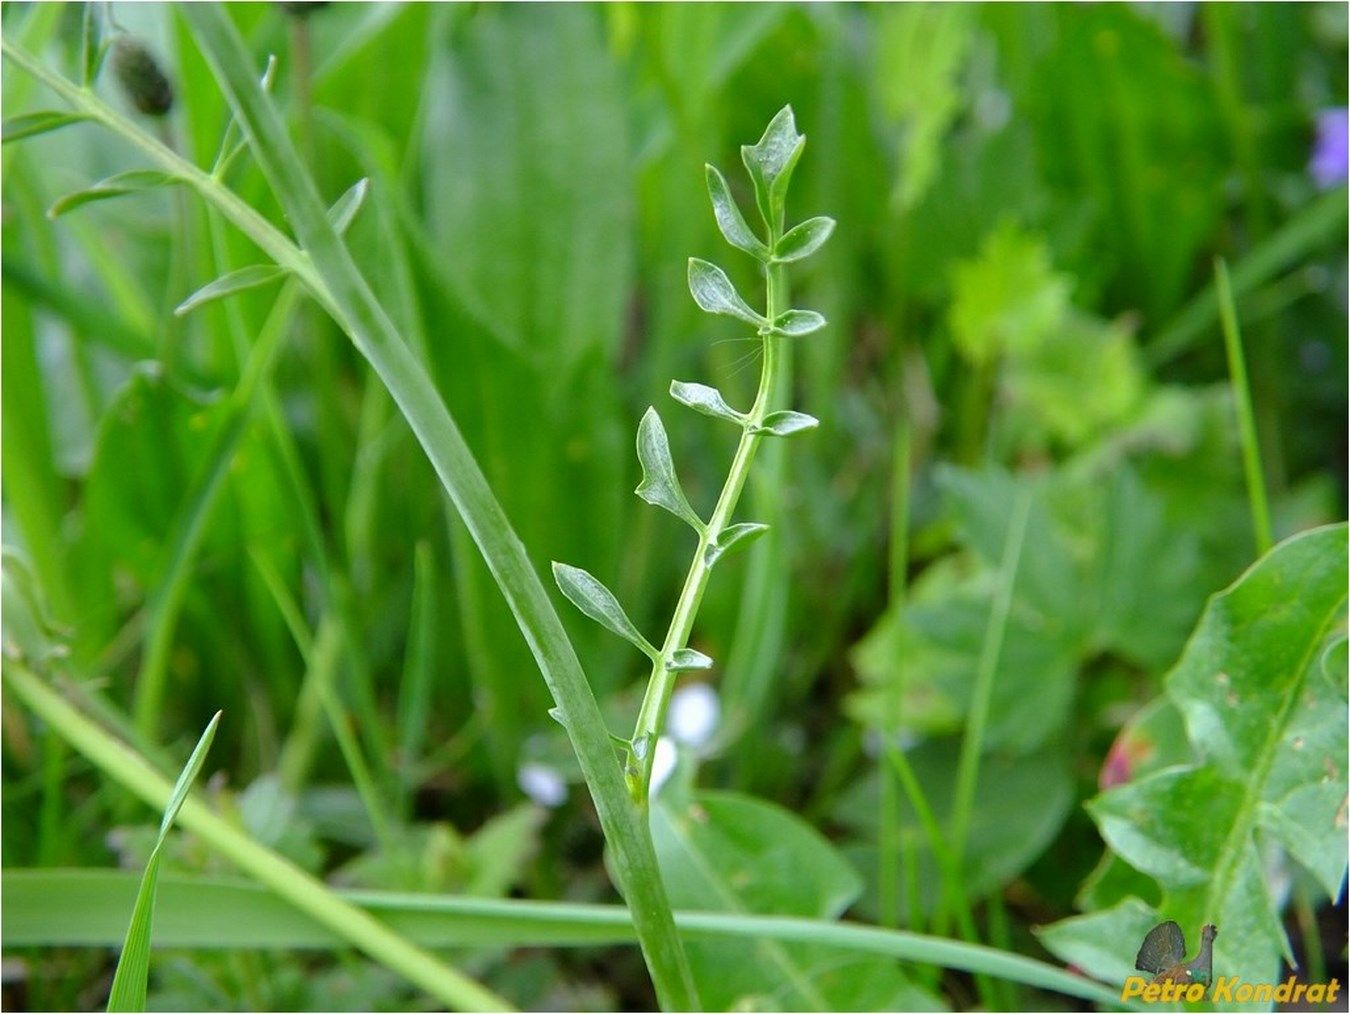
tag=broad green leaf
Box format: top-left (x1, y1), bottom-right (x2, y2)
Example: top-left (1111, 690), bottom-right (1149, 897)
top-left (687, 258), bottom-right (765, 326)
top-left (652, 787), bottom-right (943, 1011)
top-left (174, 264), bottom-right (285, 317)
top-left (667, 648), bottom-right (713, 672)
top-left (740, 105), bottom-right (806, 229)
top-left (704, 522), bottom-right (769, 567)
top-left (47, 169), bottom-right (179, 218)
top-left (551, 562), bottom-right (657, 659)
top-left (705, 164), bottom-right (768, 260)
top-left (774, 216), bottom-right (835, 263)
top-left (753, 410), bottom-right (819, 437)
top-left (1043, 525), bottom-right (1348, 1002)
top-left (2, 110), bottom-right (90, 144)
top-left (107, 711), bottom-right (222, 1012)
top-left (770, 309), bottom-right (826, 337)
top-left (669, 380), bottom-right (745, 426)
top-left (423, 6), bottom-right (629, 374)
top-left (634, 408), bottom-right (704, 533)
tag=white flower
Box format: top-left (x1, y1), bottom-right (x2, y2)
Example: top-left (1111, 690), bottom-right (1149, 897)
top-left (649, 737), bottom-right (678, 795)
top-left (517, 761), bottom-right (568, 808)
top-left (668, 682), bottom-right (720, 748)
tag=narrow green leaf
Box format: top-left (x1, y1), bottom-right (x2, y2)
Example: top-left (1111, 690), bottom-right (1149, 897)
top-left (106, 711), bottom-right (222, 1012)
top-left (47, 169), bottom-right (177, 218)
top-left (328, 177), bottom-right (369, 234)
top-left (175, 181), bottom-right (366, 316)
top-left (771, 309), bottom-right (826, 337)
top-left (157, 712), bottom-right (223, 837)
top-left (2, 110), bottom-right (90, 144)
top-left (753, 410), bottom-right (819, 438)
top-left (174, 264), bottom-right (285, 317)
top-left (703, 522), bottom-right (770, 567)
top-left (775, 216), bottom-right (835, 263)
top-left (634, 408), bottom-right (704, 533)
top-left (705, 164), bottom-right (768, 260)
top-left (687, 258), bottom-right (765, 326)
top-left (668, 648), bottom-right (714, 672)
top-left (552, 562), bottom-right (658, 660)
top-left (669, 380), bottom-right (745, 426)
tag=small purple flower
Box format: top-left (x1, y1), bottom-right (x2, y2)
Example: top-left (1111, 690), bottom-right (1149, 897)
top-left (1309, 108), bottom-right (1348, 189)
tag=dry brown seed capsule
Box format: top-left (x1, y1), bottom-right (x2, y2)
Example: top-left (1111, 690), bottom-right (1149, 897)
top-left (278, 1), bottom-right (330, 17)
top-left (110, 36), bottom-right (173, 117)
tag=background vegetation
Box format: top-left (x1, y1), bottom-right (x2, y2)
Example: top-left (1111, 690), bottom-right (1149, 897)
top-left (2, 3), bottom-right (1346, 1011)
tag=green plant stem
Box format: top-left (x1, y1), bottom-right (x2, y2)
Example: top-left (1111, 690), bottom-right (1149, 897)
top-left (949, 488), bottom-right (1031, 860)
top-left (632, 259), bottom-right (787, 794)
top-left (3, 22), bottom-right (699, 1010)
top-left (2, 664), bottom-right (512, 1012)
top-left (1215, 258), bottom-right (1273, 555)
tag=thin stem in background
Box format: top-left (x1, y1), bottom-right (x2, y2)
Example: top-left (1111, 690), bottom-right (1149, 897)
top-left (1216, 257), bottom-right (1274, 556)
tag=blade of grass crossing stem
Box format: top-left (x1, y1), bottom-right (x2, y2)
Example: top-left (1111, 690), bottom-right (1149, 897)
top-left (106, 711), bottom-right (222, 1012)
top-left (2, 663), bottom-right (512, 1011)
top-left (2, 869), bottom-right (1140, 1011)
top-left (1216, 258), bottom-right (1273, 555)
top-left (164, 12), bottom-right (699, 1006)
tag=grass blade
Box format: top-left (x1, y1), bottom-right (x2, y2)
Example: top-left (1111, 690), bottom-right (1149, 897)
top-left (106, 711), bottom-right (221, 1012)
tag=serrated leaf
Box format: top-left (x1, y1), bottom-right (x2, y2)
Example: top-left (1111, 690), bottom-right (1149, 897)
top-left (1043, 524), bottom-right (1349, 998)
top-left (175, 265), bottom-right (285, 317)
top-left (3, 111), bottom-right (91, 144)
top-left (668, 648), bottom-right (713, 672)
top-left (705, 164), bottom-right (768, 260)
top-left (634, 408), bottom-right (704, 533)
top-left (107, 711), bottom-right (221, 1012)
top-left (740, 105), bottom-right (806, 228)
top-left (48, 169), bottom-right (178, 219)
top-left (775, 216), bottom-right (835, 263)
top-left (703, 522), bottom-right (769, 567)
top-left (669, 380), bottom-right (745, 426)
top-left (551, 562), bottom-right (657, 659)
top-left (771, 309), bottom-right (826, 337)
top-left (687, 258), bottom-right (765, 326)
top-left (753, 410), bottom-right (819, 437)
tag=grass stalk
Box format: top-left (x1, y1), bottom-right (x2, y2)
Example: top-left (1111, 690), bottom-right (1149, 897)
top-left (1215, 257), bottom-right (1274, 555)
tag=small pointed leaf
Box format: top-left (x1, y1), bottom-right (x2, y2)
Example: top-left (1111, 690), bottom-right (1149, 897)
top-left (48, 169), bottom-right (178, 218)
top-left (705, 164), bottom-right (768, 260)
top-left (753, 411), bottom-right (819, 437)
top-left (704, 522), bottom-right (770, 567)
top-left (775, 216), bottom-right (835, 263)
top-left (3, 111), bottom-right (91, 144)
top-left (548, 706), bottom-right (566, 728)
top-left (635, 408), bottom-right (705, 533)
top-left (668, 648), bottom-right (714, 672)
top-left (669, 380), bottom-right (745, 425)
top-left (688, 258), bottom-right (765, 326)
top-left (771, 309), bottom-right (826, 337)
top-left (552, 562), bottom-right (658, 659)
top-left (175, 265), bottom-right (285, 317)
top-left (740, 105), bottom-right (806, 227)
top-left (328, 178), bottom-right (369, 234)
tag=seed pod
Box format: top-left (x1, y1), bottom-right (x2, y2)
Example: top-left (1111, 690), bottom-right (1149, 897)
top-left (110, 36), bottom-right (173, 117)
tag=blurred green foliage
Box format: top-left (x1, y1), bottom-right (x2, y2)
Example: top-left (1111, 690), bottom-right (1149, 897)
top-left (2, 3), bottom-right (1345, 1010)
